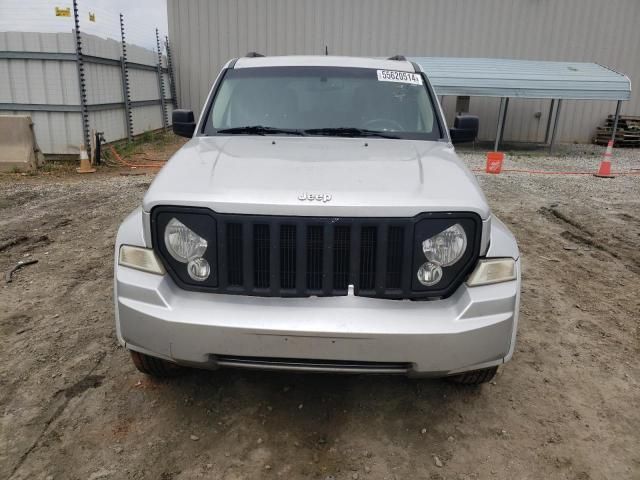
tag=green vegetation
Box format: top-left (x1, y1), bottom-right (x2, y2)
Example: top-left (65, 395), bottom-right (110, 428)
top-left (107, 129), bottom-right (175, 161)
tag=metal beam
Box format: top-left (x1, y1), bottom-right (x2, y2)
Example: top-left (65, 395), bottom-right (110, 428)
top-left (0, 50), bottom-right (165, 72)
top-left (165, 35), bottom-right (178, 108)
top-left (549, 99), bottom-right (563, 153)
top-left (83, 54), bottom-right (120, 67)
top-left (86, 102), bottom-right (125, 112)
top-left (499, 98), bottom-right (509, 145)
top-left (0, 103), bottom-right (80, 112)
top-left (119, 13), bottom-right (134, 142)
top-left (0, 99), bottom-right (171, 113)
top-left (610, 100), bottom-right (622, 144)
top-left (544, 99), bottom-right (556, 144)
top-left (131, 99), bottom-right (169, 108)
top-left (494, 97), bottom-right (509, 151)
top-left (0, 51), bottom-right (76, 61)
top-left (73, 0), bottom-right (90, 152)
top-left (128, 61), bottom-right (168, 72)
top-left (88, 99), bottom-right (171, 111)
top-left (156, 28), bottom-right (168, 130)
top-left (120, 56), bottom-right (133, 141)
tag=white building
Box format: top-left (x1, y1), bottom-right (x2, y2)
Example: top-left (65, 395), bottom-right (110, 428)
top-left (168, 0), bottom-right (639, 144)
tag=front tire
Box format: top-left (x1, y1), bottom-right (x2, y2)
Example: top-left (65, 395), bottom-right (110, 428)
top-left (130, 350), bottom-right (182, 377)
top-left (447, 366), bottom-right (498, 385)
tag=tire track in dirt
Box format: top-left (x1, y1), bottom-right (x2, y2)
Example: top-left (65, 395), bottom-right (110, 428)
top-left (7, 353), bottom-right (106, 480)
top-left (539, 205), bottom-right (640, 274)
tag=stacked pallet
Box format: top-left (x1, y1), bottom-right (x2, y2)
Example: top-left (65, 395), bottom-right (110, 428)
top-left (594, 115), bottom-right (640, 147)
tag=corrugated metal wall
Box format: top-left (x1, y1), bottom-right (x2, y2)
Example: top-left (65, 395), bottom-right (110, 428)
top-left (0, 32), bottom-right (83, 153)
top-left (168, 0), bottom-right (640, 143)
top-left (0, 31), bottom-right (173, 154)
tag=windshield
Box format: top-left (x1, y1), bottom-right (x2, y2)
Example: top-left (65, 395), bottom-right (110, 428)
top-left (202, 66), bottom-right (442, 140)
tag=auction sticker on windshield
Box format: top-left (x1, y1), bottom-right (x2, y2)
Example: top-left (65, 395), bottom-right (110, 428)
top-left (376, 70), bottom-right (423, 85)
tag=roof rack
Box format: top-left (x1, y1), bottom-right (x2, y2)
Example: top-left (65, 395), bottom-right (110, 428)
top-left (245, 52), bottom-right (265, 58)
top-left (387, 55), bottom-right (407, 61)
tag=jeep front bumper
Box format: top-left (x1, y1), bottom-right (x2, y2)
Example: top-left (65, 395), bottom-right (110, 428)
top-left (114, 208), bottom-right (521, 377)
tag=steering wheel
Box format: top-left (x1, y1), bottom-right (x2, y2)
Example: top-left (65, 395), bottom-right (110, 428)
top-left (362, 118), bottom-right (404, 132)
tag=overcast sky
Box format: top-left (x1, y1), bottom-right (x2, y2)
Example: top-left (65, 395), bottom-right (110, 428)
top-left (0, 0), bottom-right (168, 50)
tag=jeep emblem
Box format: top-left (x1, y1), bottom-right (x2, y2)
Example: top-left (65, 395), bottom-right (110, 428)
top-left (298, 193), bottom-right (332, 202)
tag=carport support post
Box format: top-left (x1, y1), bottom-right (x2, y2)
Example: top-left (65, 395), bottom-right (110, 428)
top-left (549, 99), bottom-right (563, 153)
top-left (610, 100), bottom-right (622, 144)
top-left (494, 97), bottom-right (509, 151)
top-left (544, 99), bottom-right (556, 144)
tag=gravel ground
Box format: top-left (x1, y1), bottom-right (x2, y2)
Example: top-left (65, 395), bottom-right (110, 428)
top-left (0, 139), bottom-right (639, 480)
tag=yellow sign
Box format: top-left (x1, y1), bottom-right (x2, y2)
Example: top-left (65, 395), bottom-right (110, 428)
top-left (55, 7), bottom-right (71, 17)
top-left (89, 12), bottom-right (96, 22)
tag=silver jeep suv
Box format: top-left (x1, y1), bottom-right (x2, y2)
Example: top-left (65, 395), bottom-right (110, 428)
top-left (114, 55), bottom-right (520, 384)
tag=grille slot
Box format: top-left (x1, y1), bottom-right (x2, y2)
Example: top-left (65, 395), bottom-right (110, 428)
top-left (333, 226), bottom-right (351, 291)
top-left (226, 223), bottom-right (243, 286)
top-left (386, 226), bottom-right (404, 289)
top-left (306, 226), bottom-right (324, 290)
top-left (253, 224), bottom-right (270, 288)
top-left (280, 225), bottom-right (296, 289)
top-left (359, 226), bottom-right (377, 291)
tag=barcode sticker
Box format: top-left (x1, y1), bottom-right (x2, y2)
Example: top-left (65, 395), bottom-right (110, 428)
top-left (377, 70), bottom-right (423, 85)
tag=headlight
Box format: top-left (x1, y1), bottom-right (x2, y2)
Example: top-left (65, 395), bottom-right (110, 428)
top-left (164, 217), bottom-right (208, 263)
top-left (118, 245), bottom-right (165, 275)
top-left (422, 223), bottom-right (467, 267)
top-left (467, 258), bottom-right (516, 286)
top-left (416, 223), bottom-right (468, 287)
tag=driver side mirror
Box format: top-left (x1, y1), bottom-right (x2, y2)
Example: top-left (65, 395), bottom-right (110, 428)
top-left (172, 109), bottom-right (196, 138)
top-left (449, 114), bottom-right (479, 144)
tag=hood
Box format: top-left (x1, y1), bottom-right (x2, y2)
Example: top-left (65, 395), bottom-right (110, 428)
top-left (143, 136), bottom-right (490, 219)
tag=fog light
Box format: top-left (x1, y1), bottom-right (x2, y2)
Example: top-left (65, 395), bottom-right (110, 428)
top-left (187, 257), bottom-right (210, 281)
top-left (417, 262), bottom-right (442, 286)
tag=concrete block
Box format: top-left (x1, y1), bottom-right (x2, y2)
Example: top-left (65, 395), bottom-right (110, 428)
top-left (0, 115), bottom-right (43, 172)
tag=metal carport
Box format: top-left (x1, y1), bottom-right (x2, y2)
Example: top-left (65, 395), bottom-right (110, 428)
top-left (409, 57), bottom-right (632, 151)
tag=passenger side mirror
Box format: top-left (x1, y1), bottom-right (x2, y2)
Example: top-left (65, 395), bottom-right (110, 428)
top-left (172, 109), bottom-right (196, 138)
top-left (449, 114), bottom-right (479, 144)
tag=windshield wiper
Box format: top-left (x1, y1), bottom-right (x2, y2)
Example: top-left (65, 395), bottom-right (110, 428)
top-left (304, 127), bottom-right (400, 139)
top-left (216, 125), bottom-right (305, 136)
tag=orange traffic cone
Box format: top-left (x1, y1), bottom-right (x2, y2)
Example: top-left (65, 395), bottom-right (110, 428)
top-left (595, 140), bottom-right (615, 178)
top-left (76, 144), bottom-right (96, 174)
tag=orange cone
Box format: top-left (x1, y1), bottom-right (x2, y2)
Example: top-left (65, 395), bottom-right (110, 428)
top-left (76, 144), bottom-right (96, 174)
top-left (595, 140), bottom-right (615, 178)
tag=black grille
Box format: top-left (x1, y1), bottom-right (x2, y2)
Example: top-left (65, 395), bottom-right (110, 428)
top-left (151, 208), bottom-right (482, 299)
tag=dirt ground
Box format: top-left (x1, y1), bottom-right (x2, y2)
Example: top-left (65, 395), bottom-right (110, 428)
top-left (1, 137), bottom-right (639, 480)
